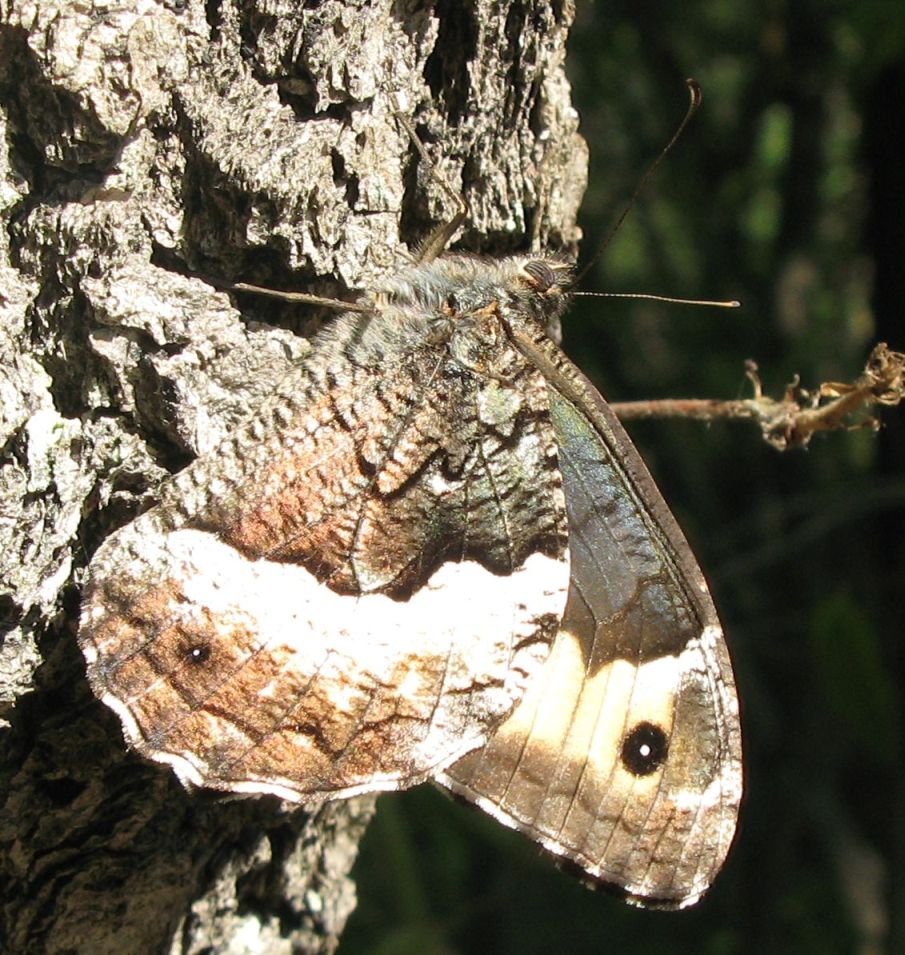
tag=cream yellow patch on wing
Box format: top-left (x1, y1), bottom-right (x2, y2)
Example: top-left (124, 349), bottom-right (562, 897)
top-left (447, 627), bottom-right (680, 826)
top-left (502, 629), bottom-right (677, 751)
top-left (439, 618), bottom-right (741, 907)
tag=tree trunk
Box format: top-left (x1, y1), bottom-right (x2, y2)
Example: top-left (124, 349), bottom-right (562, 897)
top-left (0, 1), bottom-right (585, 951)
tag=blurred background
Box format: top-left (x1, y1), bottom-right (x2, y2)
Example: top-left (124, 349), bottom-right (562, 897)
top-left (341, 2), bottom-right (905, 952)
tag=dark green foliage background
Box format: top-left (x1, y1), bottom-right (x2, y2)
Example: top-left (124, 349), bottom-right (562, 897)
top-left (342, 3), bottom-right (905, 952)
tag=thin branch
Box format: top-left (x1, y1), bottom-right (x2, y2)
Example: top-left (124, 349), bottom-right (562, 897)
top-left (610, 342), bottom-right (905, 450)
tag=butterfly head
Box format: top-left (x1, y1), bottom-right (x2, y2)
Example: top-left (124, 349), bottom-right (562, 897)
top-left (505, 255), bottom-right (574, 332)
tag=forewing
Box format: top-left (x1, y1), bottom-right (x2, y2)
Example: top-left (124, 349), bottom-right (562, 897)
top-left (437, 349), bottom-right (742, 907)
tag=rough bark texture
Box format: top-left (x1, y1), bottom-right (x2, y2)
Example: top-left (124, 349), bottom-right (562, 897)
top-left (0, 1), bottom-right (586, 952)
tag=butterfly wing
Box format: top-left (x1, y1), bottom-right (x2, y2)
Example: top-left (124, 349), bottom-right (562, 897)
top-left (436, 339), bottom-right (742, 907)
top-left (79, 307), bottom-right (570, 804)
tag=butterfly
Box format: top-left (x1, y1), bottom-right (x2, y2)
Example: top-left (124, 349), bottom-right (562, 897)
top-left (79, 132), bottom-right (742, 911)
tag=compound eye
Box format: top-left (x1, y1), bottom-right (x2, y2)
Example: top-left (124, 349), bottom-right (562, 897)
top-left (523, 260), bottom-right (557, 292)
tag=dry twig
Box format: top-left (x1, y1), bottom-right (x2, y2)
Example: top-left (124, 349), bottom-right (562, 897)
top-left (610, 342), bottom-right (905, 450)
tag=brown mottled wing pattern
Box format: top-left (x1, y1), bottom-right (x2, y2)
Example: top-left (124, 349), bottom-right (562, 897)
top-left (79, 302), bottom-right (570, 804)
top-left (437, 333), bottom-right (742, 908)
top-left (80, 249), bottom-right (741, 905)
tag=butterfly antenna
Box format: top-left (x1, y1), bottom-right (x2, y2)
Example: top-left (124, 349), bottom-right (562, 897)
top-left (573, 291), bottom-right (740, 309)
top-left (574, 78), bottom-right (702, 287)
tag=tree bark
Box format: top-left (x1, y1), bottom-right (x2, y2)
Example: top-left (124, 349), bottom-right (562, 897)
top-left (0, 1), bottom-right (585, 952)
